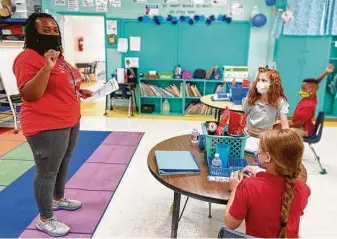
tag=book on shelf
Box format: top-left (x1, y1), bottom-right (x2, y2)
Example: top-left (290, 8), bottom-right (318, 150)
top-left (185, 83), bottom-right (202, 97)
top-left (140, 82), bottom-right (182, 97)
top-left (185, 102), bottom-right (213, 115)
top-left (214, 84), bottom-right (224, 93)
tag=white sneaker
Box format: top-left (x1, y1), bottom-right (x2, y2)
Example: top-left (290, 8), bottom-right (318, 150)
top-left (36, 216), bottom-right (70, 237)
top-left (53, 197), bottom-right (82, 211)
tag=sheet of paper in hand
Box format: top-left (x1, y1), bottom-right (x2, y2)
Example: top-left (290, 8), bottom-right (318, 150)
top-left (87, 77), bottom-right (119, 101)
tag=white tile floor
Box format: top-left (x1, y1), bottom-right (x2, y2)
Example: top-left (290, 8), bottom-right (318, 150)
top-left (79, 116), bottom-right (337, 238)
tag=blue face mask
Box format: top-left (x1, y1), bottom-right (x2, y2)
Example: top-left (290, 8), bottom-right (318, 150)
top-left (254, 152), bottom-right (268, 168)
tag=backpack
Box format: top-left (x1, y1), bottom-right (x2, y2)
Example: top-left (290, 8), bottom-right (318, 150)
top-left (182, 69), bottom-right (193, 79)
top-left (194, 68), bottom-right (207, 79)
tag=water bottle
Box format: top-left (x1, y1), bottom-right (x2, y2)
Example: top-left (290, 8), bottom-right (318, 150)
top-left (211, 153), bottom-right (222, 168)
top-left (191, 129), bottom-right (199, 144)
top-left (163, 99), bottom-right (170, 114)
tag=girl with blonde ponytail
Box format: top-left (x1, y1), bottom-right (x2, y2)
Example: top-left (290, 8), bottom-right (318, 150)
top-left (224, 129), bottom-right (310, 238)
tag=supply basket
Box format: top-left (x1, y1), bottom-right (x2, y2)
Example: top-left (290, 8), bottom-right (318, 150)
top-left (207, 157), bottom-right (248, 177)
top-left (201, 122), bottom-right (248, 161)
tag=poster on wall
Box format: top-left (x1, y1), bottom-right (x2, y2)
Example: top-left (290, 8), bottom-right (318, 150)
top-left (125, 57), bottom-right (139, 68)
top-left (55, 0), bottom-right (66, 5)
top-left (83, 0), bottom-right (94, 7)
top-left (96, 0), bottom-right (107, 12)
top-left (109, 0), bottom-right (121, 7)
top-left (229, 3), bottom-right (244, 16)
top-left (130, 36), bottom-right (141, 51)
top-left (145, 5), bottom-right (159, 15)
top-left (107, 20), bottom-right (117, 45)
top-left (68, 0), bottom-right (79, 11)
top-left (212, 0), bottom-right (227, 5)
top-left (117, 38), bottom-right (128, 53)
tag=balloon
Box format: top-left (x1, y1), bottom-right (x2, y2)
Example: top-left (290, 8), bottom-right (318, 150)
top-left (265, 0), bottom-right (276, 6)
top-left (275, 0), bottom-right (287, 10)
top-left (252, 13), bottom-right (267, 27)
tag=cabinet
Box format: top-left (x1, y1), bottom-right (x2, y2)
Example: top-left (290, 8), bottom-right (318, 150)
top-left (324, 36), bottom-right (337, 117)
top-left (274, 36), bottom-right (332, 116)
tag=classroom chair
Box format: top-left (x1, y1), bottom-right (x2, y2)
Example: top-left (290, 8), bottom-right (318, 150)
top-left (303, 111), bottom-right (326, 174)
top-left (110, 71), bottom-right (138, 118)
top-left (218, 227), bottom-right (256, 238)
top-left (0, 88), bottom-right (21, 134)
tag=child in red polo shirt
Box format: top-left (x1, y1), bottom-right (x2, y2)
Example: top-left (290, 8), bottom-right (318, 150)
top-left (224, 129), bottom-right (310, 238)
top-left (290, 64), bottom-right (334, 136)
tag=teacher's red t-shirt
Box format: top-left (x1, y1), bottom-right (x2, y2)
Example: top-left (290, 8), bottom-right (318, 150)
top-left (13, 49), bottom-right (81, 137)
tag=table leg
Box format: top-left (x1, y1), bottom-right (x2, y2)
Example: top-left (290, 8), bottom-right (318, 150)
top-left (171, 192), bottom-right (181, 238)
top-left (208, 202), bottom-right (212, 218)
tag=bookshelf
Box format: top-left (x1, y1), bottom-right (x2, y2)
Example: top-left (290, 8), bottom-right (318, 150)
top-left (0, 18), bottom-right (27, 45)
top-left (138, 78), bottom-right (238, 116)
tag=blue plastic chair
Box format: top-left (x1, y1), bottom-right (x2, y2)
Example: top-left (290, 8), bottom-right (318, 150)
top-left (303, 111), bottom-right (327, 174)
top-left (218, 227), bottom-right (256, 238)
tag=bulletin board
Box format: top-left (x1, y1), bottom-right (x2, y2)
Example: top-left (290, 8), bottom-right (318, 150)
top-left (121, 20), bottom-right (178, 73)
top-left (120, 20), bottom-right (250, 74)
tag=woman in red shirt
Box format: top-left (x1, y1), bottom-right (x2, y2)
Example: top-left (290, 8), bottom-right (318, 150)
top-left (224, 129), bottom-right (310, 238)
top-left (13, 13), bottom-right (93, 237)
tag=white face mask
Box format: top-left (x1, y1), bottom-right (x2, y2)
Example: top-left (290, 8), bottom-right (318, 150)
top-left (256, 82), bottom-right (270, 95)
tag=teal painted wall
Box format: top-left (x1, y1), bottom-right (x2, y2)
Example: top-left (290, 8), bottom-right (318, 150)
top-left (42, 0), bottom-right (276, 81)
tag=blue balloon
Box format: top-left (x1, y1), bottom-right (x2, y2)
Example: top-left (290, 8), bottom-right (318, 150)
top-left (265, 0), bottom-right (276, 6)
top-left (252, 13), bottom-right (267, 27)
top-left (143, 15), bottom-right (151, 22)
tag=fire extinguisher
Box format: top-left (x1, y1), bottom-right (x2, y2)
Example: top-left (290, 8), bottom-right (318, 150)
top-left (78, 37), bottom-right (83, 51)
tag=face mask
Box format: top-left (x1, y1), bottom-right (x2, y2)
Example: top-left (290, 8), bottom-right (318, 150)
top-left (299, 91), bottom-right (310, 99)
top-left (256, 82), bottom-right (270, 95)
top-left (254, 152), bottom-right (269, 169)
top-left (36, 33), bottom-right (62, 54)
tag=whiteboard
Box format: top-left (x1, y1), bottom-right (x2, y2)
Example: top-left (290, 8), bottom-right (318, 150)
top-left (0, 48), bottom-right (23, 96)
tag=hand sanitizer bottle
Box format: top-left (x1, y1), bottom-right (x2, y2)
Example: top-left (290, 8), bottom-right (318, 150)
top-left (163, 99), bottom-right (170, 114)
top-left (211, 153), bottom-right (222, 168)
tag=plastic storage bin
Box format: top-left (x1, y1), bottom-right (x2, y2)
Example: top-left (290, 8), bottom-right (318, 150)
top-left (207, 157), bottom-right (248, 177)
top-left (201, 122), bottom-right (248, 161)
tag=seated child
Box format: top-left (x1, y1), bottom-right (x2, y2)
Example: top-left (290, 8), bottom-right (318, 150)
top-left (243, 67), bottom-right (289, 137)
top-left (290, 64), bottom-right (334, 137)
top-left (224, 129), bottom-right (310, 238)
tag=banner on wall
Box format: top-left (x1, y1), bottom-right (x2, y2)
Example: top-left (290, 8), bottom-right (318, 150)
top-left (83, 0), bottom-right (94, 7)
top-left (145, 5), bottom-right (159, 15)
top-left (163, 0), bottom-right (177, 3)
top-left (212, 0), bottom-right (227, 5)
top-left (133, 0), bottom-right (147, 3)
top-left (55, 0), bottom-right (66, 6)
top-left (68, 0), bottom-right (79, 11)
top-left (109, 0), bottom-right (121, 8)
top-left (96, 0), bottom-right (107, 12)
top-left (191, 0), bottom-right (205, 4)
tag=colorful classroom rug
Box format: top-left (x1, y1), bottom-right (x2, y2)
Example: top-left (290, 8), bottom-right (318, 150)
top-left (0, 128), bottom-right (144, 238)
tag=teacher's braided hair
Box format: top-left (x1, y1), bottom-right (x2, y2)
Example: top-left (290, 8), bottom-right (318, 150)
top-left (259, 129), bottom-right (304, 238)
top-left (24, 12), bottom-right (62, 54)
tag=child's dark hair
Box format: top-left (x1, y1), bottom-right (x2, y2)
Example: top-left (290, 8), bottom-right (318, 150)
top-left (24, 13), bottom-right (62, 54)
top-left (303, 78), bottom-right (319, 85)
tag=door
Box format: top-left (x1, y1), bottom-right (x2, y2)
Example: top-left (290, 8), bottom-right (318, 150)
top-left (302, 37), bottom-right (332, 114)
top-left (274, 36), bottom-right (305, 115)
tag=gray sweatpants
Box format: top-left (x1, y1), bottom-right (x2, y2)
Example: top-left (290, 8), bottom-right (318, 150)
top-left (26, 123), bottom-right (80, 219)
